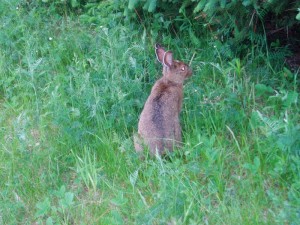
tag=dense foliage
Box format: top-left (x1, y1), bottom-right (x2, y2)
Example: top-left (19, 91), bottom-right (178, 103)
top-left (22, 0), bottom-right (300, 60)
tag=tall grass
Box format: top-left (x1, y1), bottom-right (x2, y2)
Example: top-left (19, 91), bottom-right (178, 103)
top-left (0, 1), bottom-right (299, 224)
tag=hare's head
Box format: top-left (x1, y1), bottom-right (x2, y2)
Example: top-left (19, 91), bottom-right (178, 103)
top-left (155, 44), bottom-right (192, 84)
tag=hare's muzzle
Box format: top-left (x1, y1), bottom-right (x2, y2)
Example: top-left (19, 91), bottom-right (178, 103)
top-left (186, 67), bottom-right (193, 77)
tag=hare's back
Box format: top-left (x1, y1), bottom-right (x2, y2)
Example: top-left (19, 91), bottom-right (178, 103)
top-left (147, 83), bottom-right (181, 131)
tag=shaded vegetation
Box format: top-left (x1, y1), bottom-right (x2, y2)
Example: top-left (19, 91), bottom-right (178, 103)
top-left (20, 0), bottom-right (300, 64)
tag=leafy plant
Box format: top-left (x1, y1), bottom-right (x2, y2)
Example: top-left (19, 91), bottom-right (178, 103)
top-left (35, 186), bottom-right (75, 225)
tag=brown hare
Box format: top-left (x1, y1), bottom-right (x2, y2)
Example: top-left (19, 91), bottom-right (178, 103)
top-left (134, 44), bottom-right (192, 155)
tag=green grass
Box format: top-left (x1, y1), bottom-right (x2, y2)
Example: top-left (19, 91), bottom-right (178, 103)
top-left (0, 1), bottom-right (299, 224)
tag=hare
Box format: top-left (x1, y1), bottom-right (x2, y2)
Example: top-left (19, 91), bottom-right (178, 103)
top-left (134, 44), bottom-right (192, 155)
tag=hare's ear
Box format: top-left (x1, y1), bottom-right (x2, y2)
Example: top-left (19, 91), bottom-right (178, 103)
top-left (163, 51), bottom-right (173, 68)
top-left (155, 44), bottom-right (166, 64)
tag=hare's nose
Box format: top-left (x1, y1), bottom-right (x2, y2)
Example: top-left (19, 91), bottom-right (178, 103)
top-left (187, 68), bottom-right (193, 77)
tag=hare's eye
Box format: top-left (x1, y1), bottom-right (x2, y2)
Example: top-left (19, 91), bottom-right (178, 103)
top-left (181, 66), bottom-right (185, 71)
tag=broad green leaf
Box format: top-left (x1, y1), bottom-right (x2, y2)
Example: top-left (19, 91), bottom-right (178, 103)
top-left (242, 0), bottom-right (251, 6)
top-left (46, 217), bottom-right (53, 225)
top-left (255, 84), bottom-right (274, 97)
top-left (128, 0), bottom-right (138, 9)
top-left (282, 91), bottom-right (298, 108)
top-left (71, 0), bottom-right (79, 8)
top-left (64, 192), bottom-right (74, 206)
top-left (194, 0), bottom-right (207, 13)
top-left (35, 198), bottom-right (51, 218)
top-left (220, 0), bottom-right (227, 8)
top-left (111, 193), bottom-right (128, 206)
top-left (147, 0), bottom-right (157, 12)
top-left (296, 10), bottom-right (300, 20)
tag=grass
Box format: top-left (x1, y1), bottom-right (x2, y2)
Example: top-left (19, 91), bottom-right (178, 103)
top-left (0, 1), bottom-right (299, 224)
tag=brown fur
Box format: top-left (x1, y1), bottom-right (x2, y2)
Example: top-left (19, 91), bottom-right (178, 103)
top-left (134, 44), bottom-right (192, 155)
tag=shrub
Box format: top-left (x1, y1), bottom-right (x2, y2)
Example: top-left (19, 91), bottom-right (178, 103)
top-left (23, 0), bottom-right (300, 66)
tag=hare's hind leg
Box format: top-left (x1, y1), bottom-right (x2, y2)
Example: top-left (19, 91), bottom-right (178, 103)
top-left (174, 122), bottom-right (182, 146)
top-left (134, 133), bottom-right (144, 153)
